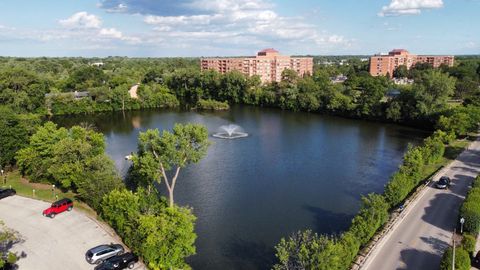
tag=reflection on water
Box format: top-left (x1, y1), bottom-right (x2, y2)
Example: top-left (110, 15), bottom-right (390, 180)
top-left (53, 105), bottom-right (427, 270)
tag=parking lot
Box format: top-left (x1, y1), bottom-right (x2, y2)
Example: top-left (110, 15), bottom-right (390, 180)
top-left (0, 195), bottom-right (144, 270)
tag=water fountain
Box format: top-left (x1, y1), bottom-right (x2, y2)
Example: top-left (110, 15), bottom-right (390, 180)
top-left (212, 124), bottom-right (248, 139)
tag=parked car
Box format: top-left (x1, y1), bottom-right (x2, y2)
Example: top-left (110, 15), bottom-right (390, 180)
top-left (474, 250), bottom-right (480, 267)
top-left (42, 198), bottom-right (73, 218)
top-left (435, 176), bottom-right (451, 189)
top-left (94, 252), bottom-right (139, 270)
top-left (86, 244), bottom-right (125, 265)
top-left (0, 188), bottom-right (16, 200)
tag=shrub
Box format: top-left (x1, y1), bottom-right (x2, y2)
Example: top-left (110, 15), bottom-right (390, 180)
top-left (350, 194), bottom-right (389, 245)
top-left (440, 247), bottom-right (470, 270)
top-left (462, 233), bottom-right (476, 256)
top-left (197, 99), bottom-right (230, 110)
top-left (472, 175), bottom-right (480, 189)
top-left (460, 187), bottom-right (480, 234)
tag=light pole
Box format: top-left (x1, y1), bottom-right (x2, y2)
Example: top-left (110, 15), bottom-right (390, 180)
top-left (1, 169), bottom-right (4, 185)
top-left (452, 229), bottom-right (456, 270)
top-left (52, 184), bottom-right (55, 199)
top-left (460, 217), bottom-right (465, 234)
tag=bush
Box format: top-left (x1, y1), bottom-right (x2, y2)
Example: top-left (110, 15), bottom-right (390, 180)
top-left (462, 233), bottom-right (476, 256)
top-left (440, 247), bottom-right (470, 270)
top-left (197, 99), bottom-right (230, 110)
top-left (101, 189), bottom-right (196, 269)
top-left (460, 187), bottom-right (480, 234)
top-left (472, 175), bottom-right (480, 189)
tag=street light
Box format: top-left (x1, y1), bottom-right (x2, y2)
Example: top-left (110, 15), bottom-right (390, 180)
top-left (52, 184), bottom-right (55, 199)
top-left (460, 217), bottom-right (465, 234)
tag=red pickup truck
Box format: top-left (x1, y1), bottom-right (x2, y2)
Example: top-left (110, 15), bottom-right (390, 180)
top-left (42, 198), bottom-right (73, 218)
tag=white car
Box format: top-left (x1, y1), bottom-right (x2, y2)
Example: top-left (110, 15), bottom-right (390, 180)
top-left (85, 244), bottom-right (124, 264)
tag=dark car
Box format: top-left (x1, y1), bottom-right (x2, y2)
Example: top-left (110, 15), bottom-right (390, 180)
top-left (0, 188), bottom-right (16, 200)
top-left (435, 176), bottom-right (451, 189)
top-left (94, 253), bottom-right (139, 270)
top-left (42, 198), bottom-right (73, 218)
top-left (86, 244), bottom-right (125, 265)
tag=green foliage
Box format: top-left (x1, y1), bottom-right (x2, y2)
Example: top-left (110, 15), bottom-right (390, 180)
top-left (350, 193), bottom-right (389, 245)
top-left (16, 122), bottom-right (122, 211)
top-left (440, 247), bottom-right (470, 270)
top-left (64, 66), bottom-right (107, 90)
top-left (137, 84), bottom-right (179, 109)
top-left (273, 230), bottom-right (342, 270)
top-left (437, 105), bottom-right (480, 136)
top-left (460, 180), bottom-right (480, 234)
top-left (462, 233), bottom-right (476, 256)
top-left (196, 99), bottom-right (229, 110)
top-left (393, 65), bottom-right (408, 78)
top-left (101, 189), bottom-right (196, 270)
top-left (0, 67), bottom-right (50, 113)
top-left (0, 106), bottom-right (40, 166)
top-left (134, 123), bottom-right (210, 207)
top-left (137, 207), bottom-right (196, 270)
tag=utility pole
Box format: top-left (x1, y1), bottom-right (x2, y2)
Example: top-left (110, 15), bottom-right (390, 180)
top-left (452, 229), bottom-right (456, 270)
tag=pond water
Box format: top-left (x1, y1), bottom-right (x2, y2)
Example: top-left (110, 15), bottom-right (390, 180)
top-left (53, 105), bottom-right (427, 270)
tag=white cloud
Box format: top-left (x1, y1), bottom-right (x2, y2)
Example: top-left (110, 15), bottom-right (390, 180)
top-left (99, 27), bottom-right (123, 39)
top-left (59, 12), bottom-right (102, 29)
top-left (379, 0), bottom-right (444, 17)
top-left (57, 12), bottom-right (141, 45)
top-left (465, 41), bottom-right (476, 49)
top-left (142, 0), bottom-right (351, 52)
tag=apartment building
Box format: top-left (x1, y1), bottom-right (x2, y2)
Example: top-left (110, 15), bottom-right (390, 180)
top-left (369, 49), bottom-right (454, 77)
top-left (201, 48), bottom-right (313, 83)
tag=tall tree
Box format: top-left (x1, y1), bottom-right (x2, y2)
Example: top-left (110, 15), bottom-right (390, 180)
top-left (134, 124), bottom-right (210, 207)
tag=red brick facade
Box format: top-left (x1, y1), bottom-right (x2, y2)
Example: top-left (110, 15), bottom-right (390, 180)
top-left (369, 49), bottom-right (454, 77)
top-left (201, 49), bottom-right (313, 83)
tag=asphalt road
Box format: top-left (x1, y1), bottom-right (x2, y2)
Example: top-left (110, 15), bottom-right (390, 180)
top-left (0, 195), bottom-right (144, 270)
top-left (361, 137), bottom-right (480, 270)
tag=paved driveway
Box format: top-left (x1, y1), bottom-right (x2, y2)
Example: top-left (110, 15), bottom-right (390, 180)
top-left (0, 195), bottom-right (144, 270)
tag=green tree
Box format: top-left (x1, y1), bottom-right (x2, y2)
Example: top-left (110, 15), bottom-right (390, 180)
top-left (137, 207), bottom-right (196, 270)
top-left (440, 247), bottom-right (470, 270)
top-left (101, 189), bottom-right (141, 243)
top-left (0, 106), bottom-right (40, 166)
top-left (101, 189), bottom-right (196, 269)
top-left (78, 154), bottom-right (123, 210)
top-left (412, 70), bottom-right (456, 116)
top-left (16, 122), bottom-right (68, 182)
top-left (134, 124), bottom-right (210, 207)
top-left (393, 65), bottom-right (408, 78)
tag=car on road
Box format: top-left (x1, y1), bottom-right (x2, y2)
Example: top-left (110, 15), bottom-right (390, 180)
top-left (42, 198), bottom-right (73, 218)
top-left (0, 188), bottom-right (16, 200)
top-left (94, 252), bottom-right (139, 270)
top-left (86, 244), bottom-right (125, 265)
top-left (435, 176), bottom-right (451, 189)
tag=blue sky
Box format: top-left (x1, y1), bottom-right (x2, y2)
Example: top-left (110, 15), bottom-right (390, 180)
top-left (0, 0), bottom-right (478, 57)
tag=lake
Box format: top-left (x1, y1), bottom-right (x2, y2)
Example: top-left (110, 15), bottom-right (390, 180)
top-left (53, 105), bottom-right (427, 270)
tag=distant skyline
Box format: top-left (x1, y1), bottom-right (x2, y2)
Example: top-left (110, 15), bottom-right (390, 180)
top-left (0, 0), bottom-right (479, 57)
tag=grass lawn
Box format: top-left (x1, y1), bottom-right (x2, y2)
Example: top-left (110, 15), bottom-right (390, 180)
top-left (1, 171), bottom-right (96, 217)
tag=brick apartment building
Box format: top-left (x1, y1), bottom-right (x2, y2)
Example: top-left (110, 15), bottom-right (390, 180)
top-left (369, 49), bottom-right (454, 77)
top-left (201, 48), bottom-right (313, 83)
